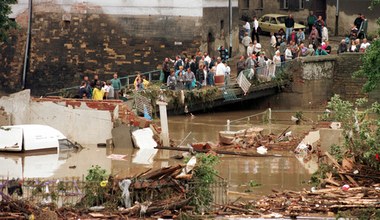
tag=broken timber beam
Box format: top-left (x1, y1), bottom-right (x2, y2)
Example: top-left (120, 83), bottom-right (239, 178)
top-left (155, 146), bottom-right (287, 157)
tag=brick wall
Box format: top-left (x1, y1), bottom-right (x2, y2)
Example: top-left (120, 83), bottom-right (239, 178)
top-left (1, 2), bottom-right (241, 96)
top-left (26, 12), bottom-right (203, 96)
top-left (333, 53), bottom-right (368, 101)
top-left (0, 29), bottom-right (26, 93)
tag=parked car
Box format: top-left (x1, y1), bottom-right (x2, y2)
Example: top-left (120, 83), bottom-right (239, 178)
top-left (258, 14), bottom-right (306, 34)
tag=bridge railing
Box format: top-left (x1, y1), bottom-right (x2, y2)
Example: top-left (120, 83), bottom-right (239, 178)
top-left (245, 59), bottom-right (296, 82)
top-left (44, 69), bottom-right (161, 97)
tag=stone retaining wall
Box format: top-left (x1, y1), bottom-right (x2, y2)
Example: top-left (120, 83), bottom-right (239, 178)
top-left (265, 53), bottom-right (372, 110)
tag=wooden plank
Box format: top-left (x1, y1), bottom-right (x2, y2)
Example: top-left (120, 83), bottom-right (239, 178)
top-left (324, 152), bottom-right (359, 187)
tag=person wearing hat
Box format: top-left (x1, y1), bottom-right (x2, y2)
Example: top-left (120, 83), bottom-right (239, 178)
top-left (253, 40), bottom-right (261, 53)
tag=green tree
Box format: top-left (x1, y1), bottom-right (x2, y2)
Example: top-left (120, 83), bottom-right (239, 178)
top-left (0, 0), bottom-right (18, 41)
top-left (355, 0), bottom-right (380, 92)
top-left (323, 95), bottom-right (380, 170)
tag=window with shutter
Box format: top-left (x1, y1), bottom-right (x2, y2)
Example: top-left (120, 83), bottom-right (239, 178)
top-left (280, 0), bottom-right (289, 9)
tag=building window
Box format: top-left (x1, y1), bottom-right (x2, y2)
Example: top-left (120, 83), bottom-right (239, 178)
top-left (299, 0), bottom-right (304, 9)
top-left (258, 0), bottom-right (264, 9)
top-left (280, 0), bottom-right (289, 9)
top-left (243, 0), bottom-right (249, 8)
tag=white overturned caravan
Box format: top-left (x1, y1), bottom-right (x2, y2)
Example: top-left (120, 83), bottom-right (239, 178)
top-left (0, 124), bottom-right (70, 152)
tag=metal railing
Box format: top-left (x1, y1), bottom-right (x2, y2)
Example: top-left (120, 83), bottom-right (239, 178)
top-left (44, 69), bottom-right (161, 97)
top-left (0, 177), bottom-right (84, 207)
top-left (187, 175), bottom-right (228, 211)
top-left (225, 109), bottom-right (325, 133)
top-left (0, 175), bottom-right (228, 210)
top-left (226, 108), bottom-right (272, 131)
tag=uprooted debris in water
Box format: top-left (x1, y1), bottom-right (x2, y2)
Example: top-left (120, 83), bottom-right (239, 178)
top-left (215, 186), bottom-right (380, 218)
top-left (0, 154), bottom-right (225, 219)
top-left (218, 126), bottom-right (303, 152)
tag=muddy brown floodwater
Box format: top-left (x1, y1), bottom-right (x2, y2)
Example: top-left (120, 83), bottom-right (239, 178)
top-left (0, 109), bottom-right (320, 198)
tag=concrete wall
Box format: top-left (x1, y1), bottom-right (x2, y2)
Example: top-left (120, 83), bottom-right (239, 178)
top-left (29, 101), bottom-right (113, 145)
top-left (319, 128), bottom-right (344, 152)
top-left (0, 90), bottom-right (114, 144)
top-left (266, 53), bottom-right (370, 110)
top-left (0, 90), bottom-right (31, 125)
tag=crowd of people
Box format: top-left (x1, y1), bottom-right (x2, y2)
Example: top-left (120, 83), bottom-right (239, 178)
top-left (163, 51), bottom-right (231, 91)
top-left (239, 12), bottom-right (374, 79)
top-left (78, 12), bottom-right (374, 99)
top-left (78, 73), bottom-right (122, 100)
top-left (338, 13), bottom-right (373, 53)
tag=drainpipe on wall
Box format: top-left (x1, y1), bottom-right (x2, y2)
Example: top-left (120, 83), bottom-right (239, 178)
top-left (228, 0), bottom-right (232, 58)
top-left (334, 0), bottom-right (339, 36)
top-left (22, 0), bottom-right (32, 89)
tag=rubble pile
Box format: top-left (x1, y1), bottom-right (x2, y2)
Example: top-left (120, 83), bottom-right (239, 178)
top-left (218, 126), bottom-right (303, 151)
top-left (215, 146), bottom-right (380, 218)
top-left (217, 186), bottom-right (380, 218)
top-left (0, 160), bottom-right (197, 219)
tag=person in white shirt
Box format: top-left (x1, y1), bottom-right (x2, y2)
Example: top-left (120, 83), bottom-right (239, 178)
top-left (360, 38), bottom-right (370, 52)
top-left (204, 52), bottom-right (211, 67)
top-left (285, 45), bottom-right (293, 60)
top-left (247, 41), bottom-right (254, 57)
top-left (224, 62), bottom-right (231, 86)
top-left (243, 21), bottom-right (251, 36)
top-left (102, 81), bottom-right (110, 99)
top-left (216, 58), bottom-right (226, 76)
top-left (251, 16), bottom-right (260, 43)
top-left (270, 32), bottom-right (277, 58)
top-left (321, 25), bottom-right (329, 42)
top-left (273, 50), bottom-right (282, 67)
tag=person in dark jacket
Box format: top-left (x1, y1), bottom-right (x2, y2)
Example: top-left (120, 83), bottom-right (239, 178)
top-left (237, 55), bottom-right (246, 74)
top-left (284, 14), bottom-right (295, 41)
top-left (354, 13), bottom-right (363, 29)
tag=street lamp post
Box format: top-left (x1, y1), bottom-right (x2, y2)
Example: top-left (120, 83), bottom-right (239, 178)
top-left (229, 0), bottom-right (232, 58)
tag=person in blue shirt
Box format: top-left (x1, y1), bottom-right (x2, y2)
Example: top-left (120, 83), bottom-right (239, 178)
top-left (110, 73), bottom-right (122, 99)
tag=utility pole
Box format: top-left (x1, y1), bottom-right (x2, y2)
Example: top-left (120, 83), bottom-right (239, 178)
top-left (335, 0), bottom-right (339, 36)
top-left (22, 0), bottom-right (32, 89)
top-left (229, 0), bottom-right (232, 58)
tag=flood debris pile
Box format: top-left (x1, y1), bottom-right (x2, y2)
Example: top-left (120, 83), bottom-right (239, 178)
top-left (0, 154), bottom-right (223, 219)
top-left (218, 126), bottom-right (302, 151)
top-left (216, 186), bottom-right (380, 218)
